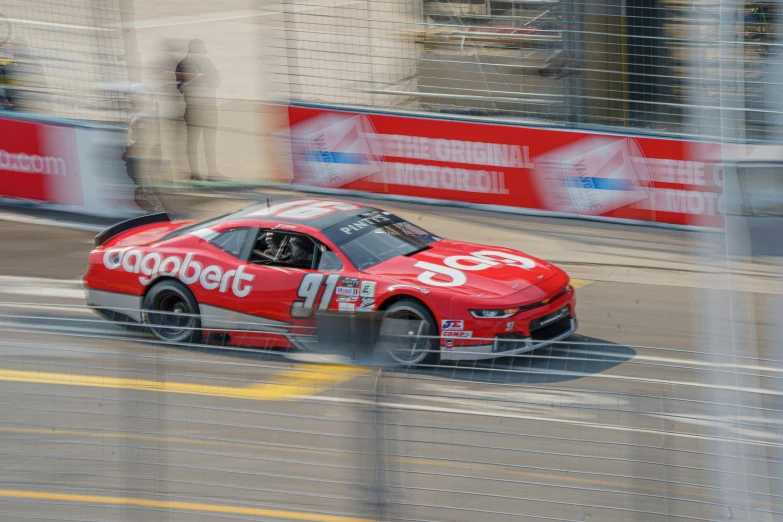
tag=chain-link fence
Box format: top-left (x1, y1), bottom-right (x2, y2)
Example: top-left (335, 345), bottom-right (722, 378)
top-left (3, 0), bottom-right (782, 141)
top-left (276, 0), bottom-right (783, 141)
top-left (0, 0), bottom-right (131, 122)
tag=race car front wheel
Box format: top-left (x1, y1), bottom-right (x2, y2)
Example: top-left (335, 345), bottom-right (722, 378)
top-left (143, 280), bottom-right (202, 344)
top-left (377, 300), bottom-right (439, 366)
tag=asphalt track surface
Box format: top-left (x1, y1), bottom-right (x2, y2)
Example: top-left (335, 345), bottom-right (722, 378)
top-left (0, 197), bottom-right (782, 522)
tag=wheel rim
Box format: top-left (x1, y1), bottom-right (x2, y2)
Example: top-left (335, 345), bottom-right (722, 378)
top-left (380, 307), bottom-right (433, 365)
top-left (148, 291), bottom-right (195, 340)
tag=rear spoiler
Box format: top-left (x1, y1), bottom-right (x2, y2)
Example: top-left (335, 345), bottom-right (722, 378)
top-left (94, 212), bottom-right (170, 247)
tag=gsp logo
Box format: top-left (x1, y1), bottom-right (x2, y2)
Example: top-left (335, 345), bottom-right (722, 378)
top-left (416, 250), bottom-right (537, 288)
top-left (441, 320), bottom-right (464, 331)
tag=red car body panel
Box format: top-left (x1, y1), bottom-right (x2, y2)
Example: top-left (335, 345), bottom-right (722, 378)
top-left (84, 199), bottom-right (577, 360)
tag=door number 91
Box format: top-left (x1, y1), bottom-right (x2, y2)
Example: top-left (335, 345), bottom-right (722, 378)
top-left (291, 273), bottom-right (341, 318)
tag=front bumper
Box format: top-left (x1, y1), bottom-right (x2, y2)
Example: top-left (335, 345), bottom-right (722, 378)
top-left (440, 318), bottom-right (577, 361)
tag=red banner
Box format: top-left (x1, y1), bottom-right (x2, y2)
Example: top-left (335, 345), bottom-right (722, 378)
top-left (286, 106), bottom-right (724, 228)
top-left (0, 117), bottom-right (82, 206)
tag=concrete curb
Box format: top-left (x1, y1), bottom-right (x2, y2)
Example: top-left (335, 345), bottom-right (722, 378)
top-left (0, 198), bottom-right (113, 233)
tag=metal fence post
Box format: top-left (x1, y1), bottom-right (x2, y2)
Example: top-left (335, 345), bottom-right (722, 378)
top-left (282, 0), bottom-right (301, 102)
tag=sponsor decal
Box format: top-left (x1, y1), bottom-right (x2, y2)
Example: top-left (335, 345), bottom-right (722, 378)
top-left (357, 307), bottom-right (374, 312)
top-left (534, 137), bottom-right (653, 217)
top-left (0, 117), bottom-right (82, 205)
top-left (337, 295), bottom-right (358, 302)
top-left (444, 339), bottom-right (454, 349)
top-left (339, 302), bottom-right (355, 312)
top-left (273, 223), bottom-right (298, 230)
top-left (360, 281), bottom-right (376, 297)
top-left (336, 286), bottom-right (359, 296)
top-left (292, 273), bottom-right (341, 318)
top-left (539, 307), bottom-right (569, 327)
top-left (341, 277), bottom-right (360, 288)
top-left (442, 330), bottom-right (472, 338)
top-left (103, 248), bottom-right (254, 297)
top-left (339, 214), bottom-right (391, 235)
top-left (289, 113), bottom-right (385, 188)
top-left (415, 250), bottom-right (537, 288)
top-left (360, 296), bottom-right (375, 309)
top-left (441, 320), bottom-right (464, 331)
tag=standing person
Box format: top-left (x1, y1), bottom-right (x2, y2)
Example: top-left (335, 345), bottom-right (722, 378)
top-left (7, 37), bottom-right (48, 114)
top-left (154, 38), bottom-right (187, 121)
top-left (0, 57), bottom-right (12, 109)
top-left (122, 87), bottom-right (164, 212)
top-left (176, 39), bottom-right (221, 181)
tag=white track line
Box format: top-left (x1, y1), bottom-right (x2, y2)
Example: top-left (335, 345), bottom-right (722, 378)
top-left (0, 276), bottom-right (85, 300)
top-left (565, 348), bottom-right (783, 375)
top-left (308, 395), bottom-right (783, 449)
top-left (0, 211), bottom-right (103, 233)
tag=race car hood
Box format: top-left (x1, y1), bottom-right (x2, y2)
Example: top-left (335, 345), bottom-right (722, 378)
top-left (365, 239), bottom-right (563, 298)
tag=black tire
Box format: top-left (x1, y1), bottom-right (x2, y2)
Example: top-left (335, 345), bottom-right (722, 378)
top-left (143, 280), bottom-right (202, 343)
top-left (377, 300), bottom-right (440, 366)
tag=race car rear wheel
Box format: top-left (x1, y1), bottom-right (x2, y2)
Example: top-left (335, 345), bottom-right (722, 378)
top-left (143, 280), bottom-right (202, 344)
top-left (377, 300), bottom-right (439, 366)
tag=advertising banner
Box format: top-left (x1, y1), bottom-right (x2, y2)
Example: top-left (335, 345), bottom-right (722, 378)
top-left (0, 115), bottom-right (141, 218)
top-left (286, 106), bottom-right (725, 228)
top-left (0, 116), bottom-right (82, 205)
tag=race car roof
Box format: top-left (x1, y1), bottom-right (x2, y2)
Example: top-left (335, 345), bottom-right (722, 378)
top-left (227, 199), bottom-right (384, 231)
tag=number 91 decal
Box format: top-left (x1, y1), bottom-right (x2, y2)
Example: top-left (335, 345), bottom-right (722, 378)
top-left (291, 273), bottom-right (341, 318)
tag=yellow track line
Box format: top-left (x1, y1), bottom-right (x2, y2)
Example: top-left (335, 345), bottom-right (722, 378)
top-left (571, 279), bottom-right (594, 290)
top-left (2, 426), bottom-right (775, 510)
top-left (0, 364), bottom-right (368, 401)
top-left (0, 489), bottom-right (372, 522)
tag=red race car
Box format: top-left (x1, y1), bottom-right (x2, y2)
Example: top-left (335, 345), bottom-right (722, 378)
top-left (84, 199), bottom-right (577, 364)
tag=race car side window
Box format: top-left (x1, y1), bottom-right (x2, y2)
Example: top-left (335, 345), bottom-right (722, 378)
top-left (250, 229), bottom-right (321, 270)
top-left (209, 228), bottom-right (251, 258)
top-left (317, 250), bottom-right (343, 271)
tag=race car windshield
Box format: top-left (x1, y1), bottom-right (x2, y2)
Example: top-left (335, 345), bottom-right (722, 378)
top-left (323, 211), bottom-right (439, 271)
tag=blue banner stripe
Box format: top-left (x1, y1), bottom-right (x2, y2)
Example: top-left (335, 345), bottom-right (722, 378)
top-left (308, 150), bottom-right (368, 165)
top-left (565, 176), bottom-right (636, 191)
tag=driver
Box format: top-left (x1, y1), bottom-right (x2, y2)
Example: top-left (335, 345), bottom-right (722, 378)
top-left (288, 236), bottom-right (313, 267)
top-left (262, 231), bottom-right (290, 261)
